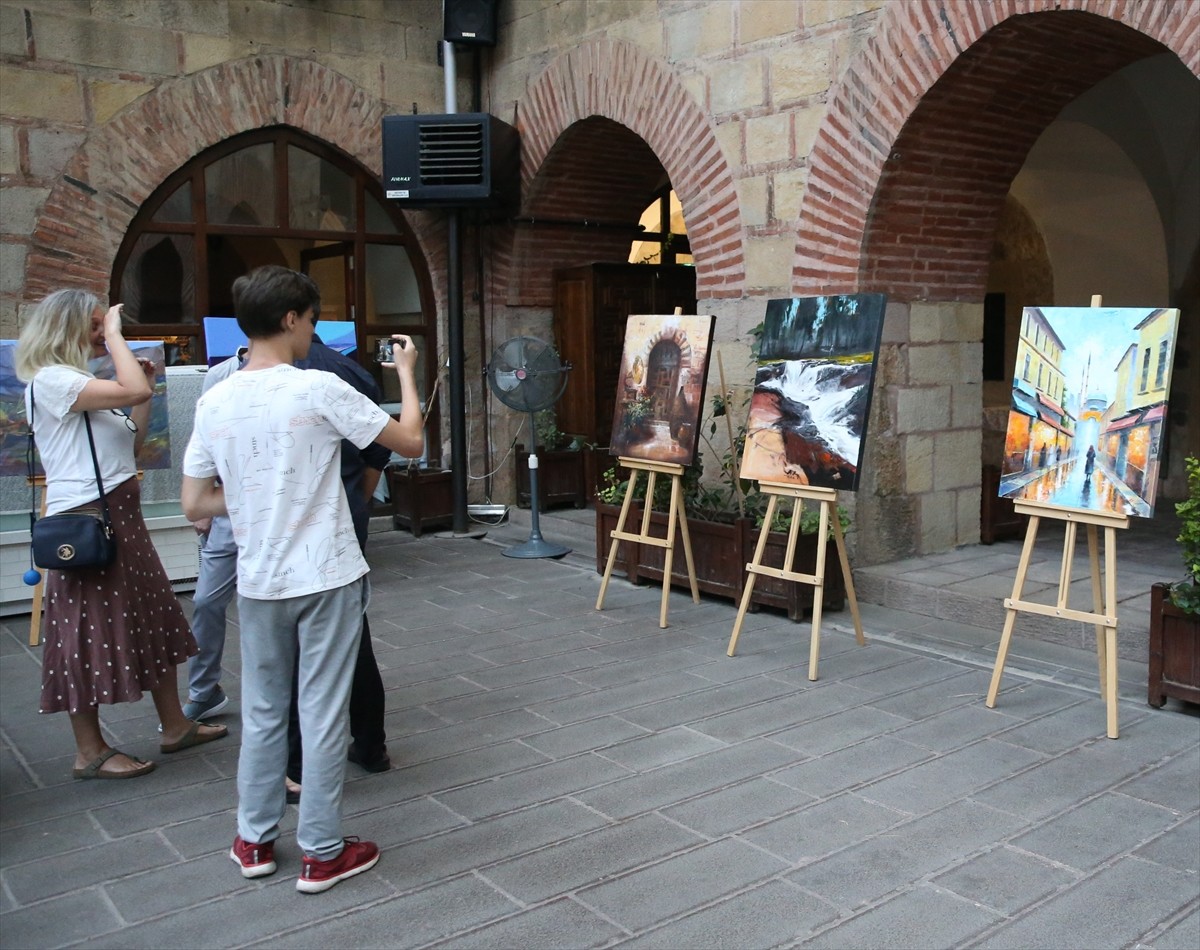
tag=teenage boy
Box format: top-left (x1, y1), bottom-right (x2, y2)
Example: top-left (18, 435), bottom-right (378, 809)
top-left (186, 332), bottom-right (395, 786)
top-left (181, 266), bottom-right (422, 894)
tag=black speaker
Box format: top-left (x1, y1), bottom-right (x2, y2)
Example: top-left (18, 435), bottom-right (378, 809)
top-left (443, 0), bottom-right (498, 47)
top-left (382, 113), bottom-right (519, 209)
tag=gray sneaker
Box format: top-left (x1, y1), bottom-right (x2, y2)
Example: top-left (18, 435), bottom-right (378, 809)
top-left (183, 687), bottom-right (230, 721)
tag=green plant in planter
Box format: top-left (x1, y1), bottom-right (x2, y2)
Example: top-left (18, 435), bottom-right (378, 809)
top-left (696, 331), bottom-right (849, 537)
top-left (1171, 455), bottom-right (1200, 616)
top-left (529, 410), bottom-right (587, 451)
top-left (597, 455), bottom-right (705, 512)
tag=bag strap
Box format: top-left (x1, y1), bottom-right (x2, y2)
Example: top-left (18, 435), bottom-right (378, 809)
top-left (28, 381), bottom-right (114, 530)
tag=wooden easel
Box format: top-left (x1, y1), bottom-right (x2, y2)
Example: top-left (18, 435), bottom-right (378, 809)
top-left (986, 501), bottom-right (1128, 738)
top-left (727, 482), bottom-right (865, 680)
top-left (27, 476), bottom-right (47, 647)
top-left (987, 295), bottom-right (1128, 738)
top-left (595, 457), bottom-right (700, 628)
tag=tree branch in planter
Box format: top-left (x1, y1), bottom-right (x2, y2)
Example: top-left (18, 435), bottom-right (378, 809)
top-left (716, 351), bottom-right (744, 518)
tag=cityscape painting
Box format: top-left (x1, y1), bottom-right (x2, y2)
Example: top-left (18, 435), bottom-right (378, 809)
top-left (609, 313), bottom-right (716, 465)
top-left (999, 306), bottom-right (1179, 517)
top-left (739, 294), bottom-right (887, 491)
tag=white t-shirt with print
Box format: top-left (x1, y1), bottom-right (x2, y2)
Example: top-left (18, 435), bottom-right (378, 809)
top-left (183, 364), bottom-right (390, 600)
top-left (26, 365), bottom-right (138, 515)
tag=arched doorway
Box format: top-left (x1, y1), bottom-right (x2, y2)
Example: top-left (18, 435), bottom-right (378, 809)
top-left (109, 127), bottom-right (438, 433)
top-left (792, 4), bottom-right (1197, 563)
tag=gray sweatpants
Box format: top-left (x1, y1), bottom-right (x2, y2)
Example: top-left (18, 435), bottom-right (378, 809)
top-left (235, 578), bottom-right (366, 860)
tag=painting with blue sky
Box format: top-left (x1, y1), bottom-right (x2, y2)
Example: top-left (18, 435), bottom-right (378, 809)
top-left (999, 306), bottom-right (1179, 517)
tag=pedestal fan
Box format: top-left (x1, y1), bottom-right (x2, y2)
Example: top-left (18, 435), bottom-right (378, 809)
top-left (485, 336), bottom-right (572, 558)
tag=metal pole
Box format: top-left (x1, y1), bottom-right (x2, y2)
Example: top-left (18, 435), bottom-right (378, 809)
top-left (448, 208), bottom-right (468, 534)
top-left (442, 35), bottom-right (468, 534)
top-left (442, 36), bottom-right (457, 113)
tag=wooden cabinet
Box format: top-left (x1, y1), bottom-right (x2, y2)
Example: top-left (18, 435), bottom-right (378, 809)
top-left (553, 263), bottom-right (696, 448)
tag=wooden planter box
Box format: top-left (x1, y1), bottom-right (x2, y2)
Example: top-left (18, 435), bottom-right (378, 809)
top-left (1148, 582), bottom-right (1200, 707)
top-left (595, 502), bottom-right (845, 622)
top-left (515, 445), bottom-right (588, 510)
top-left (388, 466), bottom-right (453, 537)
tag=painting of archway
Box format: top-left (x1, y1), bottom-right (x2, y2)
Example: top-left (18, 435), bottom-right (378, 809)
top-left (609, 314), bottom-right (715, 465)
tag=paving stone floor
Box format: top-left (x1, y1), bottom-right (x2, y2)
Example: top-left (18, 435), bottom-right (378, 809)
top-left (1, 512), bottom-right (1197, 949)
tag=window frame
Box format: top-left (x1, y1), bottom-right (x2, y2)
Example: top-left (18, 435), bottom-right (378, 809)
top-left (110, 126), bottom-right (439, 459)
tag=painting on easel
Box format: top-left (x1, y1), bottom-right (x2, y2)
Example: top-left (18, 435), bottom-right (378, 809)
top-left (609, 313), bottom-right (716, 465)
top-left (739, 294), bottom-right (887, 491)
top-left (999, 306), bottom-right (1180, 517)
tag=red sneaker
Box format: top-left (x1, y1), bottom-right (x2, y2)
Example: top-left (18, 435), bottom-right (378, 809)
top-left (296, 837), bottom-right (380, 894)
top-left (229, 835), bottom-right (277, 879)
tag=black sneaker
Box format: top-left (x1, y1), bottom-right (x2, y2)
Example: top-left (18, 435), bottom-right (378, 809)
top-left (347, 744), bottom-right (391, 773)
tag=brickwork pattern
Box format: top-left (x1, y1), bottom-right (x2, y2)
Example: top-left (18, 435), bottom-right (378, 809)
top-left (0, 525), bottom-right (1195, 948)
top-left (511, 37), bottom-right (745, 305)
top-left (793, 0), bottom-right (1199, 302)
top-left (502, 117), bottom-right (670, 308)
top-left (21, 56), bottom-right (392, 301)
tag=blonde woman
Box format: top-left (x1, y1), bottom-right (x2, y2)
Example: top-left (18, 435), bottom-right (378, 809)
top-left (17, 290), bottom-right (226, 780)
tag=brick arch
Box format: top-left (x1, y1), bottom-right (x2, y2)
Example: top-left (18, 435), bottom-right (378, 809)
top-left (792, 0), bottom-right (1199, 303)
top-left (502, 116), bottom-right (674, 307)
top-left (512, 38), bottom-right (745, 302)
top-left (23, 55), bottom-right (441, 305)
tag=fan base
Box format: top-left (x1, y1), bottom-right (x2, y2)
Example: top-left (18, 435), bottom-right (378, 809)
top-left (502, 539), bottom-right (571, 559)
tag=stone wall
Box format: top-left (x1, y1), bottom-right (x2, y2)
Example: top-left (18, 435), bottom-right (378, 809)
top-left (2, 0), bottom-right (1195, 560)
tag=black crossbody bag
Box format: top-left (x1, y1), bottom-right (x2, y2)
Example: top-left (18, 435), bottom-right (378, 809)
top-left (27, 383), bottom-right (118, 571)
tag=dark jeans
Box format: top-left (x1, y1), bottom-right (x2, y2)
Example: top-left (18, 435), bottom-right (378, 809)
top-left (287, 614), bottom-right (386, 781)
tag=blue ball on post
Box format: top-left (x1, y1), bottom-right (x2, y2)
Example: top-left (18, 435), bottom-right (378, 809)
top-left (23, 568), bottom-right (42, 586)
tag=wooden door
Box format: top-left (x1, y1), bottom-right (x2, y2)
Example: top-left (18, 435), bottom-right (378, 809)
top-left (553, 263), bottom-right (697, 449)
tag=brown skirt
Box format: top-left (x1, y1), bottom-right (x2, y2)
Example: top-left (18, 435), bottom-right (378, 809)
top-left (40, 477), bottom-right (197, 714)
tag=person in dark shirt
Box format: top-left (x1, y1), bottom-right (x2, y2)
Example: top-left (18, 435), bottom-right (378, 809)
top-left (287, 334), bottom-right (393, 779)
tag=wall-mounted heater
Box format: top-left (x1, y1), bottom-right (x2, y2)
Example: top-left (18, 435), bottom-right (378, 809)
top-left (381, 112), bottom-right (519, 209)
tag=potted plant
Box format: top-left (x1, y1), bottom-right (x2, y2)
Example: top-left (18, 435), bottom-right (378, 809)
top-left (515, 409), bottom-right (588, 510)
top-left (1148, 455), bottom-right (1200, 707)
top-left (388, 461), bottom-right (453, 537)
top-left (383, 370), bottom-right (455, 537)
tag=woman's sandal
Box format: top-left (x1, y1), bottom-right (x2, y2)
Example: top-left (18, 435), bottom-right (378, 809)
top-left (161, 721), bottom-right (228, 754)
top-left (73, 749), bottom-right (156, 780)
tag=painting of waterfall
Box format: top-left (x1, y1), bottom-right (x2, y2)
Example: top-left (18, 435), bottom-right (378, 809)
top-left (739, 294), bottom-right (887, 491)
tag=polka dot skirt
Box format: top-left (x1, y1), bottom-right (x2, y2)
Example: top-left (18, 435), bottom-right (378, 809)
top-left (40, 477), bottom-right (197, 715)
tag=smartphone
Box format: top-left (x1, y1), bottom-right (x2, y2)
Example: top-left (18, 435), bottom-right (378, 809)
top-left (375, 338), bottom-right (405, 363)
